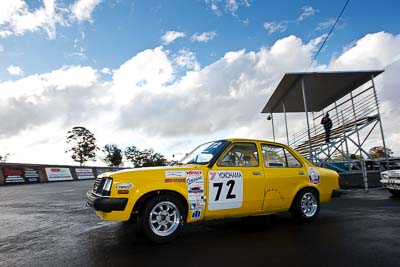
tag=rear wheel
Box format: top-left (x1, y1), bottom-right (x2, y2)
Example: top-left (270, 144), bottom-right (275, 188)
top-left (388, 189), bottom-right (400, 197)
top-left (291, 188), bottom-right (320, 222)
top-left (139, 194), bottom-right (185, 243)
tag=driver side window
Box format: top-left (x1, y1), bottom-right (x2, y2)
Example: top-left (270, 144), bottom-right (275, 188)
top-left (217, 143), bottom-right (259, 167)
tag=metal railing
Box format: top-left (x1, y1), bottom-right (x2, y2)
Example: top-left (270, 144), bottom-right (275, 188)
top-left (289, 86), bottom-right (379, 160)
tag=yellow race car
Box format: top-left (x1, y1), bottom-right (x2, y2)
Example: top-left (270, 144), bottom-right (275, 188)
top-left (86, 138), bottom-right (339, 243)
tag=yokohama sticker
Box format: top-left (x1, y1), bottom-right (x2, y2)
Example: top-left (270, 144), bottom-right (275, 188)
top-left (208, 171), bottom-right (243, 210)
top-left (308, 167), bottom-right (320, 184)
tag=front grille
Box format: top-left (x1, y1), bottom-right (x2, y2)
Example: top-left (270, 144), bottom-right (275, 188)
top-left (93, 177), bottom-right (103, 192)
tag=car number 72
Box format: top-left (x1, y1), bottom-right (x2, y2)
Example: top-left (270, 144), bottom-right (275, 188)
top-left (213, 180), bottom-right (236, 201)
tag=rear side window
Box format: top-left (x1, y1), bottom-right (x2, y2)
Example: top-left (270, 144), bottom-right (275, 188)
top-left (261, 144), bottom-right (302, 168)
top-left (218, 143), bottom-right (259, 167)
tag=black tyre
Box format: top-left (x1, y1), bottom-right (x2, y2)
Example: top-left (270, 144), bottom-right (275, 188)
top-left (139, 194), bottom-right (185, 244)
top-left (291, 188), bottom-right (320, 222)
top-left (388, 189), bottom-right (400, 197)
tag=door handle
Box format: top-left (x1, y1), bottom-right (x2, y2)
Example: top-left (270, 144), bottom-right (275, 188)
top-left (253, 171), bottom-right (262, 175)
top-left (298, 171), bottom-right (305, 175)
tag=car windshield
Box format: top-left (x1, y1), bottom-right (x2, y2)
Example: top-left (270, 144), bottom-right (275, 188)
top-left (179, 140), bottom-right (228, 165)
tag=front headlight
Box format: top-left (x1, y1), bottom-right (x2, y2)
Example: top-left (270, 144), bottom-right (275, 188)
top-left (381, 172), bottom-right (388, 179)
top-left (101, 178), bottom-right (113, 196)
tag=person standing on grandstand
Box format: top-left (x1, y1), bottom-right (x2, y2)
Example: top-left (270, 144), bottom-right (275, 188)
top-left (321, 113), bottom-right (333, 143)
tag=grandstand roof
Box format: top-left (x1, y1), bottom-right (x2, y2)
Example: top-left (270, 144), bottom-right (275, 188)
top-left (261, 70), bottom-right (384, 113)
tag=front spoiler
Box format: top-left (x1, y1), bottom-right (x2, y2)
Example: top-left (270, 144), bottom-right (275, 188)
top-left (86, 191), bottom-right (128, 212)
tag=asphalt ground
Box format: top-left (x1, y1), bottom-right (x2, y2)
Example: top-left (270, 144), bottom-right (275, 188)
top-left (0, 181), bottom-right (399, 267)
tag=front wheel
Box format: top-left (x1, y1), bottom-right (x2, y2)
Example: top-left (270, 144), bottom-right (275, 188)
top-left (140, 194), bottom-right (185, 243)
top-left (291, 188), bottom-right (320, 222)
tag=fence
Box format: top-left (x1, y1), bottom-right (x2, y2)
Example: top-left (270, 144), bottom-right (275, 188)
top-left (0, 163), bottom-right (125, 186)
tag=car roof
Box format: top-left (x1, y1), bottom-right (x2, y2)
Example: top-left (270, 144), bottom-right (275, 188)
top-left (225, 138), bottom-right (287, 146)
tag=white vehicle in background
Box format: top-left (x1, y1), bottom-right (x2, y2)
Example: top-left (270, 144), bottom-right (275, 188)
top-left (380, 170), bottom-right (400, 197)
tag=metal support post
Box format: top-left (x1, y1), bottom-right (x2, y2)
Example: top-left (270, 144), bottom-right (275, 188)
top-left (312, 112), bottom-right (317, 136)
top-left (282, 100), bottom-right (289, 145)
top-left (301, 78), bottom-right (313, 162)
top-left (335, 102), bottom-right (345, 160)
top-left (271, 113), bottom-right (276, 142)
top-left (350, 92), bottom-right (368, 190)
top-left (341, 111), bottom-right (351, 171)
top-left (371, 75), bottom-right (389, 169)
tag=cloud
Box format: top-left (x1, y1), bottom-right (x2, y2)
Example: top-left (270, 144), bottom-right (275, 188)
top-left (191, 31), bottom-right (217, 43)
top-left (263, 21), bottom-right (288, 35)
top-left (297, 6), bottom-right (318, 21)
top-left (330, 32), bottom-right (400, 70)
top-left (116, 35), bottom-right (316, 138)
top-left (2, 32), bottom-right (400, 164)
top-left (206, 0), bottom-right (251, 16)
top-left (0, 0), bottom-right (67, 39)
top-left (100, 67), bottom-right (111, 75)
top-left (225, 0), bottom-right (239, 15)
top-left (0, 0), bottom-right (102, 39)
top-left (225, 0), bottom-right (251, 16)
top-left (161, 31), bottom-right (186, 45)
top-left (7, 65), bottom-right (24, 76)
top-left (111, 46), bottom-right (174, 104)
top-left (0, 65), bottom-right (101, 139)
top-left (174, 49), bottom-right (200, 71)
top-left (263, 5), bottom-right (318, 35)
top-left (208, 1), bottom-right (221, 16)
top-left (70, 0), bottom-right (102, 22)
top-left (316, 18), bottom-right (336, 31)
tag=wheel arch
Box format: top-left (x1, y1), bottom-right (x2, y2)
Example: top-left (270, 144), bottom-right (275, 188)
top-left (132, 189), bottom-right (188, 219)
top-left (290, 185), bottom-right (320, 210)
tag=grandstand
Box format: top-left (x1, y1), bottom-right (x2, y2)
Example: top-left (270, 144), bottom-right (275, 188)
top-left (261, 70), bottom-right (394, 189)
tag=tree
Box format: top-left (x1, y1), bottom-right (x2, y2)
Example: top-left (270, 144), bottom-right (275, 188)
top-left (125, 146), bottom-right (167, 168)
top-left (141, 149), bottom-right (167, 167)
top-left (102, 144), bottom-right (123, 167)
top-left (66, 126), bottom-right (99, 166)
top-left (125, 146), bottom-right (143, 167)
top-left (369, 146), bottom-right (393, 158)
top-left (0, 153), bottom-right (10, 163)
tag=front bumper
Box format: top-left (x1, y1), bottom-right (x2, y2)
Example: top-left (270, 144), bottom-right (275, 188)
top-left (86, 191), bottom-right (128, 212)
top-left (380, 179), bottom-right (400, 190)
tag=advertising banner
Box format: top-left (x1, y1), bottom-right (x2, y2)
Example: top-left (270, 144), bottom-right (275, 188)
top-left (2, 167), bottom-right (25, 184)
top-left (75, 168), bottom-right (95, 180)
top-left (45, 167), bottom-right (73, 181)
top-left (2, 167), bottom-right (41, 184)
top-left (23, 167), bottom-right (40, 183)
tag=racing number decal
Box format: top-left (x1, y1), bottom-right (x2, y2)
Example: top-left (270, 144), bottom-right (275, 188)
top-left (208, 171), bottom-right (243, 210)
top-left (213, 180), bottom-right (236, 201)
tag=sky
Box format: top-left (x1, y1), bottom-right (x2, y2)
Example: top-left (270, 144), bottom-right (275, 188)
top-left (0, 0), bottom-right (400, 165)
